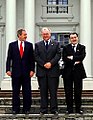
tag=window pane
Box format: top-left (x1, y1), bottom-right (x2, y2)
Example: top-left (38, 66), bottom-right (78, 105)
top-left (51, 33), bottom-right (58, 41)
top-left (58, 0), bottom-right (68, 4)
top-left (48, 0), bottom-right (52, 5)
top-left (51, 33), bottom-right (69, 46)
top-left (47, 0), bottom-right (57, 13)
top-left (47, 0), bottom-right (68, 5)
top-left (47, 0), bottom-right (56, 4)
top-left (47, 0), bottom-right (68, 13)
top-left (58, 0), bottom-right (62, 4)
top-left (62, 0), bottom-right (68, 4)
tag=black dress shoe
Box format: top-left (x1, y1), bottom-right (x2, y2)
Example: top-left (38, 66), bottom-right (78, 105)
top-left (40, 112), bottom-right (45, 116)
top-left (66, 110), bottom-right (73, 114)
top-left (40, 112), bottom-right (44, 116)
top-left (40, 111), bottom-right (47, 115)
top-left (23, 110), bottom-right (30, 114)
top-left (12, 110), bottom-right (19, 114)
top-left (76, 110), bottom-right (83, 114)
top-left (51, 111), bottom-right (58, 115)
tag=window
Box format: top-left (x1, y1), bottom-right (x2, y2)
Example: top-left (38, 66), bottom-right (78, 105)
top-left (51, 33), bottom-right (69, 47)
top-left (47, 0), bottom-right (68, 4)
top-left (47, 0), bottom-right (68, 13)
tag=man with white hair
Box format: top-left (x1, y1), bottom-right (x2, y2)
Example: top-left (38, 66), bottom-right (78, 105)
top-left (35, 27), bottom-right (61, 115)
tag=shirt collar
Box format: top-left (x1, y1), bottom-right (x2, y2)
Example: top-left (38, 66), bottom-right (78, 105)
top-left (18, 39), bottom-right (24, 50)
top-left (72, 43), bottom-right (78, 47)
top-left (18, 39), bottom-right (24, 43)
top-left (44, 39), bottom-right (51, 45)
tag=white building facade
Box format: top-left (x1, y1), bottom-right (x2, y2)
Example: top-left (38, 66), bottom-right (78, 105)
top-left (0, 0), bottom-right (93, 90)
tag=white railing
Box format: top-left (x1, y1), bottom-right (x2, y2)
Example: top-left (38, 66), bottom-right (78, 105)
top-left (41, 4), bottom-right (73, 20)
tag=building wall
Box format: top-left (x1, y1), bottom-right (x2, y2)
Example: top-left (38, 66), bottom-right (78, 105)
top-left (0, 0), bottom-right (5, 23)
top-left (35, 0), bottom-right (80, 41)
top-left (0, 0), bottom-right (93, 88)
top-left (0, 0), bottom-right (6, 87)
top-left (91, 0), bottom-right (93, 77)
top-left (16, 0), bottom-right (24, 30)
top-left (71, 0), bottom-right (80, 22)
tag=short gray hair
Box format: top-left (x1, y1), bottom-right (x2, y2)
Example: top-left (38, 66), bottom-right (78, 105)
top-left (41, 27), bottom-right (51, 33)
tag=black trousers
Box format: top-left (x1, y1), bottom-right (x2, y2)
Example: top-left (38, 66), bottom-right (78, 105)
top-left (12, 76), bottom-right (31, 112)
top-left (63, 70), bottom-right (82, 112)
top-left (38, 76), bottom-right (59, 113)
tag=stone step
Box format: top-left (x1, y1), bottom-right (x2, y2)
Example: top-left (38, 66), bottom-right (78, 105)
top-left (0, 104), bottom-right (93, 114)
top-left (0, 90), bottom-right (93, 119)
top-left (0, 97), bottom-right (93, 114)
top-left (0, 97), bottom-right (93, 105)
top-left (0, 89), bottom-right (93, 97)
top-left (0, 113), bottom-right (93, 120)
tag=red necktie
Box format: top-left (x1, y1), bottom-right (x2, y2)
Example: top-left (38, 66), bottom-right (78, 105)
top-left (20, 42), bottom-right (23, 58)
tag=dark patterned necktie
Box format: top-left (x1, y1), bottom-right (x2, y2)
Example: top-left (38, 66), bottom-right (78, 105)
top-left (46, 41), bottom-right (48, 50)
top-left (72, 45), bottom-right (75, 53)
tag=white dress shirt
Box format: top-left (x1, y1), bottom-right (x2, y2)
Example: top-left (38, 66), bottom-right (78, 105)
top-left (18, 40), bottom-right (25, 51)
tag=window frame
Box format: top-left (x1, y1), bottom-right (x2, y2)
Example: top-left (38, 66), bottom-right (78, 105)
top-left (47, 0), bottom-right (68, 13)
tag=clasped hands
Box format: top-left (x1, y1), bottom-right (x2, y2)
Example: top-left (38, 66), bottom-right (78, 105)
top-left (44, 62), bottom-right (52, 69)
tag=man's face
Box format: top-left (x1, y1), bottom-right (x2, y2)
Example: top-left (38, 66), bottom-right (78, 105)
top-left (41, 30), bottom-right (51, 41)
top-left (70, 34), bottom-right (78, 45)
top-left (19, 31), bottom-right (27, 41)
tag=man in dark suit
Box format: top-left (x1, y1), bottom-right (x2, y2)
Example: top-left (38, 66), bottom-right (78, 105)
top-left (35, 27), bottom-right (60, 115)
top-left (6, 28), bottom-right (35, 114)
top-left (62, 32), bottom-right (86, 114)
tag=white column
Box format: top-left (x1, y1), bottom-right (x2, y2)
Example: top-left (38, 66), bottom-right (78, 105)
top-left (24, 0), bottom-right (38, 90)
top-left (6, 0), bottom-right (16, 49)
top-left (1, 0), bottom-right (16, 90)
top-left (24, 0), bottom-right (35, 44)
top-left (80, 0), bottom-right (91, 77)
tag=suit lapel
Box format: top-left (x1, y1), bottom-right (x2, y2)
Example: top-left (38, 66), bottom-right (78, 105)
top-left (47, 39), bottom-right (54, 52)
top-left (40, 40), bottom-right (55, 53)
top-left (41, 41), bottom-right (46, 52)
top-left (76, 44), bottom-right (80, 52)
top-left (69, 44), bottom-right (73, 54)
top-left (15, 41), bottom-right (21, 57)
top-left (23, 41), bottom-right (27, 57)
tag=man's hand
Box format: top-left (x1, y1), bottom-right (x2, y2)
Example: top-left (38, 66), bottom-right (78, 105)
top-left (67, 56), bottom-right (73, 60)
top-left (74, 61), bottom-right (80, 65)
top-left (30, 71), bottom-right (34, 77)
top-left (6, 71), bottom-right (12, 76)
top-left (44, 62), bottom-right (52, 69)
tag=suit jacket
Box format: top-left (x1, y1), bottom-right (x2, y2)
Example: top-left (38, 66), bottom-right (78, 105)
top-left (35, 39), bottom-right (61, 77)
top-left (6, 40), bottom-right (35, 77)
top-left (62, 43), bottom-right (86, 79)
